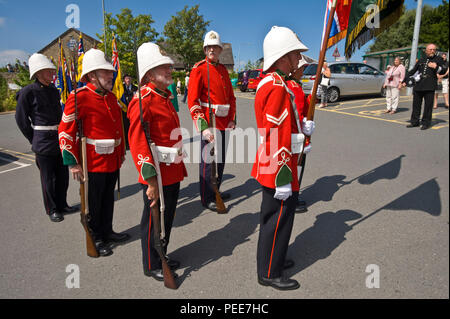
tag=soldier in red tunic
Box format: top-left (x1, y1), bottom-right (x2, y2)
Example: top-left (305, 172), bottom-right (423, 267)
top-left (252, 26), bottom-right (314, 290)
top-left (127, 42), bottom-right (187, 282)
top-left (187, 30), bottom-right (236, 211)
top-left (58, 49), bottom-right (129, 257)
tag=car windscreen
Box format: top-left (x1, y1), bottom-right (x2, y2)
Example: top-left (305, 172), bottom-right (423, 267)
top-left (303, 64), bottom-right (318, 76)
top-left (248, 70), bottom-right (260, 79)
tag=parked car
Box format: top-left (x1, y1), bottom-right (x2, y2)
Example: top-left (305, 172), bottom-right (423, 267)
top-left (301, 62), bottom-right (386, 103)
top-left (236, 71), bottom-right (249, 92)
top-left (247, 69), bottom-right (266, 91)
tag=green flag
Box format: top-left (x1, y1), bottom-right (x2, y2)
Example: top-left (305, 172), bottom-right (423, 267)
top-left (345, 0), bottom-right (404, 58)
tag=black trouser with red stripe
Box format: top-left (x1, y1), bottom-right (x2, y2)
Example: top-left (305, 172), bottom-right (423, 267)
top-left (200, 129), bottom-right (227, 206)
top-left (140, 182), bottom-right (180, 272)
top-left (87, 170), bottom-right (118, 241)
top-left (257, 186), bottom-right (298, 279)
top-left (411, 90), bottom-right (435, 126)
top-left (35, 153), bottom-right (69, 215)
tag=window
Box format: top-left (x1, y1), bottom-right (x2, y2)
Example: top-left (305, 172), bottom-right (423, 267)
top-left (357, 64), bottom-right (378, 75)
top-left (330, 64), bottom-right (358, 74)
top-left (303, 64), bottom-right (318, 76)
top-left (248, 70), bottom-right (261, 79)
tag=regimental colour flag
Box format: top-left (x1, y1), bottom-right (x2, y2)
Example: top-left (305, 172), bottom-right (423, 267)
top-left (344, 0), bottom-right (404, 58)
top-left (322, 0), bottom-right (353, 50)
top-left (76, 32), bottom-right (86, 87)
top-left (56, 39), bottom-right (73, 111)
top-left (111, 34), bottom-right (127, 112)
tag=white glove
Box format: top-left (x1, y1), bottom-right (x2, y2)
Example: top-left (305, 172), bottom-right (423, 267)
top-left (302, 118), bottom-right (315, 136)
top-left (303, 144), bottom-right (312, 154)
top-left (274, 183), bottom-right (292, 201)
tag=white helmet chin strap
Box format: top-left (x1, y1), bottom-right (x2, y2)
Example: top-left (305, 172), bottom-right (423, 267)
top-left (92, 70), bottom-right (110, 93)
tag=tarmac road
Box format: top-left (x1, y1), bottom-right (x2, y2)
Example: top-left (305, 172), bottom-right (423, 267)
top-left (0, 91), bottom-right (448, 301)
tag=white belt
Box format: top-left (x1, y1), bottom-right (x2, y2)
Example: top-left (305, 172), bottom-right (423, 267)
top-left (258, 133), bottom-right (304, 154)
top-left (86, 138), bottom-right (121, 147)
top-left (32, 124), bottom-right (58, 131)
top-left (86, 138), bottom-right (121, 155)
top-left (199, 102), bottom-right (230, 117)
top-left (155, 145), bottom-right (186, 165)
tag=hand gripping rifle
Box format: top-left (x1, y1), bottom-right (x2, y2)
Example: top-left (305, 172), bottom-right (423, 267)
top-left (135, 51), bottom-right (178, 290)
top-left (73, 55), bottom-right (99, 258)
top-left (206, 59), bottom-right (227, 214)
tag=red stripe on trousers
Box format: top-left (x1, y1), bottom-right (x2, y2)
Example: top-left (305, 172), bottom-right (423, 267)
top-left (267, 200), bottom-right (283, 278)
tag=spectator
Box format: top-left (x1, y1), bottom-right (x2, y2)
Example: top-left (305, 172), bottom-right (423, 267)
top-left (403, 43), bottom-right (448, 130)
top-left (122, 74), bottom-right (137, 149)
top-left (176, 78), bottom-right (181, 96)
top-left (318, 61), bottom-right (331, 108)
top-left (433, 52), bottom-right (449, 109)
top-left (182, 71), bottom-right (190, 103)
top-left (383, 57), bottom-right (405, 114)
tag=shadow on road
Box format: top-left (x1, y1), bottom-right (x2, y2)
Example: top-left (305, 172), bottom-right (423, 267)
top-left (287, 177), bottom-right (441, 277)
top-left (170, 211), bottom-right (259, 286)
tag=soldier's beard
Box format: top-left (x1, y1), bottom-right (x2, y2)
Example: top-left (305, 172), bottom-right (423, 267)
top-left (153, 73), bottom-right (173, 88)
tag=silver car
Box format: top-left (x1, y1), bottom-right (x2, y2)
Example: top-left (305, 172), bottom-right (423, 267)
top-left (302, 62), bottom-right (386, 103)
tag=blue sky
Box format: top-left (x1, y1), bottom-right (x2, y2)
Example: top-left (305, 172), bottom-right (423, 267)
top-left (0, 0), bottom-right (445, 68)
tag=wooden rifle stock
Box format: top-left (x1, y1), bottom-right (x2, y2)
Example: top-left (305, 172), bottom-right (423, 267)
top-left (72, 52), bottom-right (98, 258)
top-left (206, 59), bottom-right (227, 214)
top-left (80, 137), bottom-right (99, 258)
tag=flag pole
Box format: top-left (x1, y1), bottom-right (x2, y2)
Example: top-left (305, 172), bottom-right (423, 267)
top-left (102, 0), bottom-right (107, 57)
top-left (300, 0), bottom-right (337, 164)
top-left (306, 0), bottom-right (337, 122)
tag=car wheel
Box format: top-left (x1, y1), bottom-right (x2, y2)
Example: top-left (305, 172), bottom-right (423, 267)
top-left (381, 87), bottom-right (387, 97)
top-left (240, 85), bottom-right (247, 92)
top-left (327, 87), bottom-right (340, 103)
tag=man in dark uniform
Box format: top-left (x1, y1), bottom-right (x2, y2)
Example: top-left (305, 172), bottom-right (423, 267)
top-left (15, 53), bottom-right (76, 222)
top-left (403, 43), bottom-right (448, 130)
top-left (121, 74), bottom-right (137, 149)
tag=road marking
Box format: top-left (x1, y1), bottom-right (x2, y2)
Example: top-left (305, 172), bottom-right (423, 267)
top-left (0, 155), bottom-right (32, 174)
top-left (0, 147), bottom-right (35, 162)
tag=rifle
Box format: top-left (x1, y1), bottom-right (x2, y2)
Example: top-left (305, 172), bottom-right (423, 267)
top-left (135, 49), bottom-right (178, 290)
top-left (73, 55), bottom-right (99, 258)
top-left (206, 59), bottom-right (227, 214)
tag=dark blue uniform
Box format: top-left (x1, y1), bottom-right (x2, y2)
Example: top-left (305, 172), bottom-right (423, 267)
top-left (406, 54), bottom-right (448, 127)
top-left (15, 80), bottom-right (70, 216)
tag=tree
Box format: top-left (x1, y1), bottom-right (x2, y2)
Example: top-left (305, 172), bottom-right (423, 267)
top-left (368, 1), bottom-right (449, 53)
top-left (163, 5), bottom-right (210, 69)
top-left (13, 61), bottom-right (33, 88)
top-left (96, 8), bottom-right (159, 78)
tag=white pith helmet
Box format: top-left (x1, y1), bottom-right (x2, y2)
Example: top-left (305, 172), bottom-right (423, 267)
top-left (137, 42), bottom-right (174, 84)
top-left (263, 26), bottom-right (308, 72)
top-left (28, 53), bottom-right (56, 80)
top-left (79, 48), bottom-right (115, 82)
top-left (203, 30), bottom-right (223, 49)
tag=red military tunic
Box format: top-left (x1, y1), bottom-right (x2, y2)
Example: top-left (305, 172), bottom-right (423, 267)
top-left (58, 83), bottom-right (125, 172)
top-left (187, 58), bottom-right (236, 132)
top-left (127, 83), bottom-right (187, 186)
top-left (286, 78), bottom-right (311, 148)
top-left (251, 71), bottom-right (302, 192)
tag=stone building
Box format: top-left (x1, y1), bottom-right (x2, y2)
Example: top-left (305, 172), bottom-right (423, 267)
top-left (38, 28), bottom-right (234, 72)
top-left (38, 28), bottom-right (100, 63)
